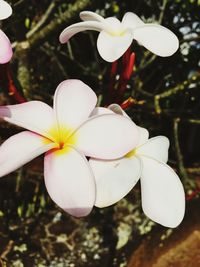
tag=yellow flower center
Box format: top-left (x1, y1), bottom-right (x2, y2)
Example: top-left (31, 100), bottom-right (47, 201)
top-left (45, 125), bottom-right (77, 155)
top-left (125, 148), bottom-right (136, 158)
top-left (109, 30), bottom-right (127, 37)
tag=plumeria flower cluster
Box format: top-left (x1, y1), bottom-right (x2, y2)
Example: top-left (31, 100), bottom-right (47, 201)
top-left (89, 105), bottom-right (185, 228)
top-left (0, 0), bottom-right (13, 64)
top-left (0, 80), bottom-right (139, 217)
top-left (0, 7), bottom-right (185, 228)
top-left (60, 11), bottom-right (179, 62)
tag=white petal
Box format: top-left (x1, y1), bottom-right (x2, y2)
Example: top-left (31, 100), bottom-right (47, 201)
top-left (0, 131), bottom-right (54, 177)
top-left (137, 136), bottom-right (169, 163)
top-left (90, 156), bottom-right (141, 207)
top-left (137, 127), bottom-right (149, 146)
top-left (108, 105), bottom-right (149, 147)
top-left (104, 17), bottom-right (124, 33)
top-left (0, 29), bottom-right (12, 64)
top-left (75, 114), bottom-right (139, 159)
top-left (133, 24), bottom-right (179, 56)
top-left (90, 107), bottom-right (114, 117)
top-left (0, 101), bottom-right (55, 140)
top-left (59, 21), bottom-right (106, 43)
top-left (122, 12), bottom-right (144, 29)
top-left (97, 30), bottom-right (133, 62)
top-left (140, 156), bottom-right (185, 228)
top-left (44, 146), bottom-right (96, 217)
top-left (0, 0), bottom-right (12, 20)
top-left (108, 104), bottom-right (130, 118)
top-left (80, 11), bottom-right (105, 22)
top-left (53, 79), bottom-right (97, 131)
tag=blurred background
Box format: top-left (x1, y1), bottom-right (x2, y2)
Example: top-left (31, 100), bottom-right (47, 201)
top-left (0, 0), bottom-right (199, 266)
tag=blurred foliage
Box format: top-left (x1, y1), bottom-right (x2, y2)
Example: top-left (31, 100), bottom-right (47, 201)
top-left (0, 0), bottom-right (199, 266)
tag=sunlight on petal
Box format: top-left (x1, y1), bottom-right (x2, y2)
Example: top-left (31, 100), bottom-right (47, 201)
top-left (44, 146), bottom-right (96, 217)
top-left (59, 21), bottom-right (106, 43)
top-left (75, 114), bottom-right (139, 159)
top-left (140, 156), bottom-right (185, 228)
top-left (0, 101), bottom-right (55, 140)
top-left (122, 12), bottom-right (144, 29)
top-left (53, 79), bottom-right (97, 130)
top-left (97, 30), bottom-right (133, 62)
top-left (0, 131), bottom-right (54, 177)
top-left (80, 11), bottom-right (105, 22)
top-left (90, 156), bottom-right (141, 207)
top-left (133, 24), bottom-right (179, 57)
top-left (137, 136), bottom-right (169, 163)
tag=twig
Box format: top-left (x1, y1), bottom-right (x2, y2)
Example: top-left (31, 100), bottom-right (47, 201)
top-left (159, 0), bottom-right (168, 24)
top-left (29, 0), bottom-right (91, 48)
top-left (173, 118), bottom-right (190, 184)
top-left (0, 240), bottom-right (14, 259)
top-left (154, 74), bottom-right (199, 114)
top-left (26, 2), bottom-right (57, 39)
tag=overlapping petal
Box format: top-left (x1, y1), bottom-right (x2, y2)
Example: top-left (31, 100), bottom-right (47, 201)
top-left (133, 24), bottom-right (179, 57)
top-left (0, 29), bottom-right (12, 64)
top-left (137, 127), bottom-right (149, 146)
top-left (140, 156), bottom-right (185, 228)
top-left (137, 136), bottom-right (169, 163)
top-left (0, 131), bottom-right (54, 177)
top-left (0, 101), bottom-right (55, 140)
top-left (75, 114), bottom-right (139, 159)
top-left (59, 21), bottom-right (106, 43)
top-left (108, 104), bottom-right (129, 117)
top-left (54, 80), bottom-right (97, 132)
top-left (90, 156), bottom-right (141, 207)
top-left (122, 12), bottom-right (144, 29)
top-left (97, 30), bottom-right (133, 62)
top-left (0, 0), bottom-right (12, 20)
top-left (44, 146), bottom-right (96, 217)
top-left (90, 107), bottom-right (113, 117)
top-left (80, 11), bottom-right (105, 22)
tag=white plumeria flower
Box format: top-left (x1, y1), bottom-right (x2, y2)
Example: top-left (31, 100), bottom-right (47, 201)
top-left (89, 104), bottom-right (185, 228)
top-left (0, 80), bottom-right (139, 217)
top-left (59, 11), bottom-right (179, 62)
top-left (0, 0), bottom-right (13, 64)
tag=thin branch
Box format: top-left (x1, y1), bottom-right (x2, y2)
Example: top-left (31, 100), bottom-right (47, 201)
top-left (159, 0), bottom-right (168, 24)
top-left (173, 118), bottom-right (190, 184)
top-left (26, 1), bottom-right (57, 39)
top-left (29, 0), bottom-right (91, 48)
top-left (154, 74), bottom-right (199, 114)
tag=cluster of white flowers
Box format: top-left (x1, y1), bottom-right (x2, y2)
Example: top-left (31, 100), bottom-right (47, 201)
top-left (0, 7), bottom-right (185, 228)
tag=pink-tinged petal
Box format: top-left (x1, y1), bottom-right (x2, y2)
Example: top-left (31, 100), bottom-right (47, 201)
top-left (137, 136), bottom-right (169, 163)
top-left (44, 146), bottom-right (96, 217)
top-left (0, 0), bottom-right (12, 20)
top-left (97, 30), bottom-right (133, 62)
top-left (54, 80), bottom-right (97, 131)
top-left (0, 29), bottom-right (12, 64)
top-left (90, 156), bottom-right (141, 207)
top-left (137, 127), bottom-right (149, 146)
top-left (75, 114), bottom-right (139, 159)
top-left (122, 12), bottom-right (144, 29)
top-left (133, 24), bottom-right (179, 57)
top-left (59, 21), bottom-right (106, 43)
top-left (0, 131), bottom-right (54, 177)
top-left (90, 107), bottom-right (114, 117)
top-left (80, 11), bottom-right (105, 22)
top-left (0, 101), bottom-right (55, 140)
top-left (140, 156), bottom-right (185, 228)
